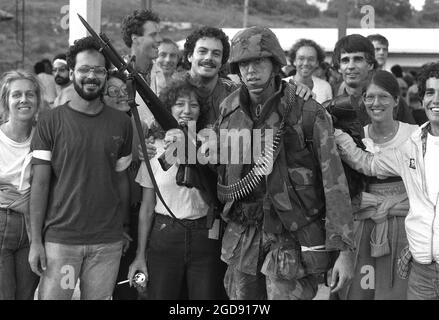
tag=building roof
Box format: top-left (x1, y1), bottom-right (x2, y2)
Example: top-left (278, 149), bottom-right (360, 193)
top-left (178, 28), bottom-right (439, 54)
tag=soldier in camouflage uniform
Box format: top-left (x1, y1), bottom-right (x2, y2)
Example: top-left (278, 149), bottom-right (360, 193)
top-left (213, 26), bottom-right (355, 300)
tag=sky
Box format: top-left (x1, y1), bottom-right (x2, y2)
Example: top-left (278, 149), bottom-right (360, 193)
top-left (410, 0), bottom-right (425, 11)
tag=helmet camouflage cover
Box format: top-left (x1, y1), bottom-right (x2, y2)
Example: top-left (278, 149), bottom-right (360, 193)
top-left (229, 26), bottom-right (287, 74)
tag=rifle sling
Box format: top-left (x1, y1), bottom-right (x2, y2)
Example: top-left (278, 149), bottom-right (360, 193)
top-left (126, 77), bottom-right (188, 229)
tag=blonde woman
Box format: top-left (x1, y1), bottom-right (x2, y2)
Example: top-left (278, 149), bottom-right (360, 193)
top-left (0, 70), bottom-right (43, 299)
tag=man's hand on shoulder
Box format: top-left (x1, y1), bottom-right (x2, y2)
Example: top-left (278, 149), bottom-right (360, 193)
top-left (288, 79), bottom-right (316, 101)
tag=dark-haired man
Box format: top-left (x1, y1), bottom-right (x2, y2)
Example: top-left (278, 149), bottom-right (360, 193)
top-left (121, 9), bottom-right (163, 126)
top-left (122, 9), bottom-right (162, 79)
top-left (29, 36), bottom-right (133, 300)
top-left (52, 53), bottom-right (70, 90)
top-left (52, 53), bottom-right (72, 107)
top-left (183, 26), bottom-right (239, 126)
top-left (35, 60), bottom-right (57, 107)
top-left (331, 34), bottom-right (377, 116)
top-left (150, 38), bottom-right (180, 95)
top-left (284, 38), bottom-right (333, 104)
top-left (367, 34), bottom-right (389, 71)
top-left (331, 34), bottom-right (414, 126)
top-left (328, 34), bottom-right (415, 206)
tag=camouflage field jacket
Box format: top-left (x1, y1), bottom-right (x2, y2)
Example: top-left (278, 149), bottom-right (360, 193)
top-left (217, 80), bottom-right (355, 257)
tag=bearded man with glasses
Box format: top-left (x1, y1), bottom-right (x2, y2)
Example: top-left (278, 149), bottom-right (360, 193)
top-left (29, 36), bottom-right (133, 300)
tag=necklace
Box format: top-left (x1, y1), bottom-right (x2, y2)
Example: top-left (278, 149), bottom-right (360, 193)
top-left (369, 121), bottom-right (398, 143)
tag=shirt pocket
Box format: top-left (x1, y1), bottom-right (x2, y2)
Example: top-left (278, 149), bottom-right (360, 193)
top-left (287, 148), bottom-right (324, 218)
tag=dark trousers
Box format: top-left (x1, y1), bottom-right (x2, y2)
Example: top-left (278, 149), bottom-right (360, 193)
top-left (0, 209), bottom-right (39, 300)
top-left (147, 214), bottom-right (227, 300)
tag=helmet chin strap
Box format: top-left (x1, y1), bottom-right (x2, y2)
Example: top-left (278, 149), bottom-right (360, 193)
top-left (241, 71), bottom-right (276, 99)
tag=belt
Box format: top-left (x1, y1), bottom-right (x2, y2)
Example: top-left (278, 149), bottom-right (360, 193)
top-left (154, 212), bottom-right (207, 229)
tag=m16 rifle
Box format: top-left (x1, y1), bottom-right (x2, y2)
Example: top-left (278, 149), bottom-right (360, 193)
top-left (77, 14), bottom-right (217, 224)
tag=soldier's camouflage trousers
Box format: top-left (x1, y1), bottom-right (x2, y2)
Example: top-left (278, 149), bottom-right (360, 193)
top-left (224, 263), bottom-right (319, 300)
top-left (222, 222), bottom-right (319, 300)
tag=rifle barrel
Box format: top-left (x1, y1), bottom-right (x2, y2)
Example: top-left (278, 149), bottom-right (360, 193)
top-left (77, 14), bottom-right (178, 131)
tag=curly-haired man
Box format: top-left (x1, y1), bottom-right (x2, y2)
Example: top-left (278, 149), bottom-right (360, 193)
top-left (29, 36), bottom-right (133, 300)
top-left (284, 39), bottom-right (332, 104)
top-left (183, 26), bottom-right (238, 126)
top-left (121, 9), bottom-right (162, 78)
top-left (121, 9), bottom-right (163, 139)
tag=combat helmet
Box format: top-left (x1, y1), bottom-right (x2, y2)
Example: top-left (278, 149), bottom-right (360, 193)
top-left (229, 26), bottom-right (287, 74)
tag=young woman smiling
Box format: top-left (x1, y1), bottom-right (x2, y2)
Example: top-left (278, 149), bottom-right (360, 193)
top-left (0, 70), bottom-right (43, 299)
top-left (337, 70), bottom-right (418, 300)
top-left (128, 77), bottom-right (225, 299)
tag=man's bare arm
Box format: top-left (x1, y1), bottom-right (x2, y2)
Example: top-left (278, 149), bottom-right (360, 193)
top-left (28, 164), bottom-right (51, 276)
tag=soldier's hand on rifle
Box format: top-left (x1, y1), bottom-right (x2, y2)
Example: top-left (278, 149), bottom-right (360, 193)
top-left (330, 250), bottom-right (354, 294)
top-left (138, 136), bottom-right (157, 161)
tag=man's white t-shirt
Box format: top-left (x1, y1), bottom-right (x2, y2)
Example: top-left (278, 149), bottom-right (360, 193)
top-left (311, 76), bottom-right (333, 104)
top-left (425, 133), bottom-right (439, 205)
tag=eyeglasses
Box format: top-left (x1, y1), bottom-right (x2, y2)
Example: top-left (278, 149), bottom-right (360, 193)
top-left (363, 94), bottom-right (395, 105)
top-left (52, 67), bottom-right (68, 73)
top-left (106, 85), bottom-right (128, 97)
top-left (76, 65), bottom-right (107, 77)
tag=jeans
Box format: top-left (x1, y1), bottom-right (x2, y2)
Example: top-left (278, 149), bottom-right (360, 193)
top-left (38, 240), bottom-right (123, 300)
top-left (0, 208), bottom-right (39, 300)
top-left (407, 260), bottom-right (439, 300)
top-left (146, 214), bottom-right (227, 300)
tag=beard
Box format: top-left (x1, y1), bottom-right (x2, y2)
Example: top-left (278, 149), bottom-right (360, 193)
top-left (73, 75), bottom-right (105, 101)
top-left (55, 75), bottom-right (70, 86)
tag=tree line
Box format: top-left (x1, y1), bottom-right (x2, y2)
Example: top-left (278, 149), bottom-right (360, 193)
top-left (197, 0), bottom-right (439, 24)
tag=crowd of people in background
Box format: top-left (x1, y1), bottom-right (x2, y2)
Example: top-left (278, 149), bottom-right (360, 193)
top-left (1, 8), bottom-right (439, 301)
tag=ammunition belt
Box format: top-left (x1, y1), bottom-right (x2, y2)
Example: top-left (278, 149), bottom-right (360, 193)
top-left (217, 122), bottom-right (284, 203)
top-left (217, 84), bottom-right (296, 203)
